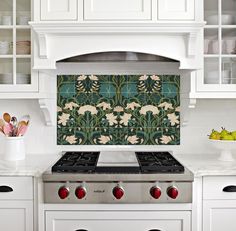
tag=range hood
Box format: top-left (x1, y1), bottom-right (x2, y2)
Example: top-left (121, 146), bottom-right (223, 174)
top-left (30, 22), bottom-right (204, 70)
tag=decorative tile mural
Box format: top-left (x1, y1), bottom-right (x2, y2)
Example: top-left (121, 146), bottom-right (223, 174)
top-left (57, 75), bottom-right (180, 145)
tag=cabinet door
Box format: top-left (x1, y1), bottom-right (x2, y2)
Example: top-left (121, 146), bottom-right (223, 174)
top-left (46, 211), bottom-right (191, 231)
top-left (158, 0), bottom-right (195, 20)
top-left (40, 0), bottom-right (77, 20)
top-left (0, 201), bottom-right (33, 231)
top-left (203, 200), bottom-right (236, 231)
top-left (84, 0), bottom-right (152, 21)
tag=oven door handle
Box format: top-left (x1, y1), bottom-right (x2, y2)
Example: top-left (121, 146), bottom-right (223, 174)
top-left (223, 185), bottom-right (236, 192)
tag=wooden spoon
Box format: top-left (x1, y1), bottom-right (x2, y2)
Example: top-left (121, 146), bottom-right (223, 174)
top-left (0, 119), bottom-right (5, 128)
top-left (18, 120), bottom-right (28, 127)
top-left (3, 113), bottom-right (11, 123)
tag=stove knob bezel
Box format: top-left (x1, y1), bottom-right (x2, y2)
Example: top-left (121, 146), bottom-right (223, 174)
top-left (167, 186), bottom-right (179, 199)
top-left (112, 186), bottom-right (124, 200)
top-left (58, 186), bottom-right (70, 199)
top-left (150, 186), bottom-right (162, 199)
top-left (75, 186), bottom-right (87, 199)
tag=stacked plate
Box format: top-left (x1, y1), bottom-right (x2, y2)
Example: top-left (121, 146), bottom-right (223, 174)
top-left (16, 73), bottom-right (30, 84)
top-left (0, 74), bottom-right (13, 84)
top-left (0, 73), bottom-right (30, 84)
top-left (0, 41), bottom-right (10, 55)
top-left (16, 41), bottom-right (31, 55)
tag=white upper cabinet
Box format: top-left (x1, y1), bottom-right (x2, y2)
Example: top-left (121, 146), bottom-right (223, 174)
top-left (38, 0), bottom-right (198, 22)
top-left (158, 0), bottom-right (195, 20)
top-left (40, 0), bottom-right (77, 20)
top-left (83, 0), bottom-right (152, 21)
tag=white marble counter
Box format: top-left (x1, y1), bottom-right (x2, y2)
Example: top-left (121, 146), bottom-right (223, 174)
top-left (176, 154), bottom-right (236, 177)
top-left (0, 154), bottom-right (59, 177)
top-left (0, 153), bottom-right (236, 177)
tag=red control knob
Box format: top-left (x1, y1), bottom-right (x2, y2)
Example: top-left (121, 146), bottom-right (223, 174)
top-left (75, 187), bottom-right (86, 199)
top-left (113, 186), bottom-right (124, 199)
top-left (58, 186), bottom-right (69, 199)
top-left (167, 186), bottom-right (179, 199)
top-left (150, 186), bottom-right (162, 199)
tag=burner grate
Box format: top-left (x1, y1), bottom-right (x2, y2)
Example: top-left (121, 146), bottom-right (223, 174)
top-left (52, 152), bottom-right (100, 173)
top-left (136, 152), bottom-right (184, 173)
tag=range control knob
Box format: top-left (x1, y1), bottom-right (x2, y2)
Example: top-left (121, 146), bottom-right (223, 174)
top-left (167, 186), bottom-right (179, 199)
top-left (150, 186), bottom-right (162, 199)
top-left (75, 187), bottom-right (86, 199)
top-left (58, 186), bottom-right (69, 199)
top-left (113, 186), bottom-right (124, 199)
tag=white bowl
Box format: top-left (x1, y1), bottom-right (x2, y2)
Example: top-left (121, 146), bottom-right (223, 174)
top-left (222, 14), bottom-right (234, 25)
top-left (206, 14), bottom-right (234, 25)
top-left (209, 139), bottom-right (236, 161)
top-left (206, 15), bottom-right (218, 25)
top-left (16, 16), bottom-right (30, 25)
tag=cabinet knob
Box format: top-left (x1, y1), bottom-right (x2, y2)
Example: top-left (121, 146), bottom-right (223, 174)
top-left (0, 185), bottom-right (13, 192)
top-left (223, 185), bottom-right (236, 192)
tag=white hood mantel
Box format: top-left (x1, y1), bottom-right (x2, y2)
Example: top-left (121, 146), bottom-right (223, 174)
top-left (30, 22), bottom-right (204, 70)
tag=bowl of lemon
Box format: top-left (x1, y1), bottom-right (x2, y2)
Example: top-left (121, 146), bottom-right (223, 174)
top-left (209, 127), bottom-right (236, 161)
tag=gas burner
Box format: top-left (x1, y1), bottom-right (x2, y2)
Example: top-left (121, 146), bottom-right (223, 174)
top-left (51, 152), bottom-right (99, 173)
top-left (51, 151), bottom-right (184, 174)
top-left (136, 152), bottom-right (184, 173)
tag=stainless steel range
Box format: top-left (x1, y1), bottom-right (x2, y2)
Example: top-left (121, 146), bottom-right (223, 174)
top-left (43, 151), bottom-right (193, 204)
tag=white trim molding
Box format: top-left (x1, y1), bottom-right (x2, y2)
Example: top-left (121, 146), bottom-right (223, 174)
top-left (30, 22), bottom-right (204, 70)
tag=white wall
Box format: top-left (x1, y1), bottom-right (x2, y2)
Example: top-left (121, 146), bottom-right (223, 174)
top-left (0, 98), bottom-right (235, 156)
top-left (0, 62), bottom-right (235, 156)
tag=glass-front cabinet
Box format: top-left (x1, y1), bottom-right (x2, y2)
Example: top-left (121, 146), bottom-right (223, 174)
top-left (0, 0), bottom-right (38, 93)
top-left (199, 0), bottom-right (236, 92)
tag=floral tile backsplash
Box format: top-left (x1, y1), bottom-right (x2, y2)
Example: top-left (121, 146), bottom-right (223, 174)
top-left (57, 74), bottom-right (180, 145)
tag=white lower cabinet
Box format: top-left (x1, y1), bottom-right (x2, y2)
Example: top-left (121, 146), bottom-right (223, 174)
top-left (203, 176), bottom-right (236, 231)
top-left (46, 211), bottom-right (191, 231)
top-left (0, 201), bottom-right (33, 231)
top-left (0, 177), bottom-right (33, 231)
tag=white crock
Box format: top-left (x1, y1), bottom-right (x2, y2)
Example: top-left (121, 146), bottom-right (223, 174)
top-left (3, 136), bottom-right (25, 161)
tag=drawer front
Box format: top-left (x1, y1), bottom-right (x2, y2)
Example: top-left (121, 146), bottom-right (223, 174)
top-left (203, 176), bottom-right (236, 200)
top-left (46, 211), bottom-right (191, 231)
top-left (84, 0), bottom-right (152, 21)
top-left (0, 177), bottom-right (33, 200)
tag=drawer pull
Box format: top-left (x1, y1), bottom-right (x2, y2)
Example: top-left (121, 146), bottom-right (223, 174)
top-left (223, 185), bottom-right (236, 192)
top-left (0, 185), bottom-right (13, 192)
top-left (75, 230), bottom-right (88, 231)
top-left (148, 230), bottom-right (161, 231)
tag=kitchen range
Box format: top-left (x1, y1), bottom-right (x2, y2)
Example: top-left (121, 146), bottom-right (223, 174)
top-left (43, 151), bottom-right (193, 204)
top-left (42, 151), bottom-right (193, 231)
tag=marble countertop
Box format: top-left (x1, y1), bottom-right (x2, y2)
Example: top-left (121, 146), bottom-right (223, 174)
top-left (176, 154), bottom-right (236, 177)
top-left (0, 154), bottom-right (59, 177)
top-left (0, 153), bottom-right (236, 177)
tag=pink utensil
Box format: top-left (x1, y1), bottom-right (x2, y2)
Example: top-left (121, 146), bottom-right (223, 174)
top-left (3, 123), bottom-right (13, 136)
top-left (17, 125), bottom-right (28, 137)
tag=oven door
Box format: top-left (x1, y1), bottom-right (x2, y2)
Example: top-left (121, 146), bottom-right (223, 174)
top-left (46, 211), bottom-right (191, 231)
